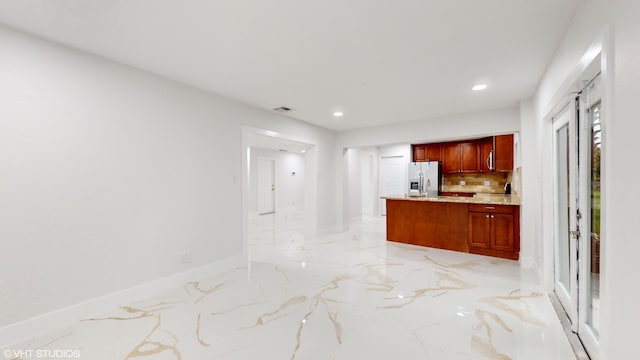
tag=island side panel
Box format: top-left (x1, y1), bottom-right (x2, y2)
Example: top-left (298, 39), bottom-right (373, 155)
top-left (386, 199), bottom-right (469, 252)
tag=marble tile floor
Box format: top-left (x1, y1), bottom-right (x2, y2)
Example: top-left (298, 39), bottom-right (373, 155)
top-left (4, 212), bottom-right (576, 359)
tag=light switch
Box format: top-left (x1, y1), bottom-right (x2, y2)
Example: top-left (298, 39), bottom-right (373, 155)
top-left (460, 180), bottom-right (465, 186)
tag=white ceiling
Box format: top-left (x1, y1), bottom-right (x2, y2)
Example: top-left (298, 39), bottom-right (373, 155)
top-left (0, 0), bottom-right (578, 132)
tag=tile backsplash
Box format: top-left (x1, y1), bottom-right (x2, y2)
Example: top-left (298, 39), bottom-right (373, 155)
top-left (442, 172), bottom-right (512, 194)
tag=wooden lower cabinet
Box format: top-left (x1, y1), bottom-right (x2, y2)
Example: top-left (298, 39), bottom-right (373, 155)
top-left (492, 213), bottom-right (515, 252)
top-left (386, 200), bottom-right (469, 253)
top-left (468, 212), bottom-right (491, 249)
top-left (468, 204), bottom-right (519, 260)
top-left (386, 200), bottom-right (520, 260)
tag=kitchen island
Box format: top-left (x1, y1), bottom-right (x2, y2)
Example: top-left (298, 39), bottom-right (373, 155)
top-left (383, 194), bottom-right (521, 260)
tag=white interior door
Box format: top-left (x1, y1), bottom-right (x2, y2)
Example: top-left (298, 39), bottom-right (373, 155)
top-left (258, 158), bottom-right (275, 215)
top-left (379, 155), bottom-right (405, 216)
top-left (552, 101), bottom-right (579, 329)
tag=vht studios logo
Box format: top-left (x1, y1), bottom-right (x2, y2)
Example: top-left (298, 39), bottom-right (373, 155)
top-left (3, 348), bottom-right (82, 359)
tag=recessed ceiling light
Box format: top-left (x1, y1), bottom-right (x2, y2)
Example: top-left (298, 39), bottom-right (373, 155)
top-left (333, 111), bottom-right (343, 117)
top-left (301, 149), bottom-right (306, 153)
top-left (472, 84), bottom-right (488, 91)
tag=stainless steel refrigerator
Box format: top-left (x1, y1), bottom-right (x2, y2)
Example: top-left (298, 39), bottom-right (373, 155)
top-left (408, 161), bottom-right (440, 197)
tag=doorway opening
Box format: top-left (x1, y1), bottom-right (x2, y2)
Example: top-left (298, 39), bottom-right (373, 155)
top-left (342, 144), bottom-right (409, 225)
top-left (241, 127), bottom-right (317, 259)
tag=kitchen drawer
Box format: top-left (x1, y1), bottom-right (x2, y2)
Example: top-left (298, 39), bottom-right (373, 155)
top-left (468, 204), bottom-right (514, 214)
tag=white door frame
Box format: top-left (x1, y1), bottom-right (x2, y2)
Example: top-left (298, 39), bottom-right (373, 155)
top-left (532, 26), bottom-right (614, 360)
top-left (241, 126), bottom-right (318, 256)
top-left (257, 157), bottom-right (275, 215)
top-left (576, 74), bottom-right (602, 359)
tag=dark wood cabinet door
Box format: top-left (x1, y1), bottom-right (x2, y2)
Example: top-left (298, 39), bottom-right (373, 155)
top-left (494, 134), bottom-right (514, 171)
top-left (479, 138), bottom-right (493, 173)
top-left (468, 212), bottom-right (491, 249)
top-left (492, 213), bottom-right (515, 252)
top-left (413, 145), bottom-right (425, 162)
top-left (441, 143), bottom-right (461, 173)
top-left (426, 145), bottom-right (441, 162)
top-left (460, 142), bottom-right (479, 173)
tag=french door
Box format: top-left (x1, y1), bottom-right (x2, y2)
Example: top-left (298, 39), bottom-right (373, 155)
top-left (553, 74), bottom-right (602, 359)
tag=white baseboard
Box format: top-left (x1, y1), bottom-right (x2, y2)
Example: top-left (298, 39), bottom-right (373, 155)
top-left (0, 254), bottom-right (247, 348)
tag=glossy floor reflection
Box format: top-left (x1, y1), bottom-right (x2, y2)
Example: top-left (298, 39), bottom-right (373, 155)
top-left (7, 212), bottom-right (576, 359)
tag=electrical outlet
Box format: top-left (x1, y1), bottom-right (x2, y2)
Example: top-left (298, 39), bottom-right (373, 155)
top-left (179, 250), bottom-right (191, 264)
top-left (484, 181), bottom-right (491, 186)
top-left (459, 180), bottom-right (465, 186)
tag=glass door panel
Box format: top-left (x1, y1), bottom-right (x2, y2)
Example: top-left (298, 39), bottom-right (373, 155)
top-left (553, 104), bottom-right (578, 328)
top-left (556, 123), bottom-right (571, 292)
top-left (587, 101), bottom-right (601, 334)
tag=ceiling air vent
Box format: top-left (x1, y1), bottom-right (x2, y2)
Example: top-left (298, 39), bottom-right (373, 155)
top-left (273, 106), bottom-right (292, 113)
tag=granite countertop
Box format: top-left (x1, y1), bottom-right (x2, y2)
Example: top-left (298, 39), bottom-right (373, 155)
top-left (382, 194), bottom-right (521, 206)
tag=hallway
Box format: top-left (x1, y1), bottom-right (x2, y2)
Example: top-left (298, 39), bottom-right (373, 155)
top-left (7, 214), bottom-right (575, 359)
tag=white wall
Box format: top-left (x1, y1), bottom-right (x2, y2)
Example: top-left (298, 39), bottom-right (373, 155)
top-left (525, 0), bottom-right (640, 358)
top-left (337, 107), bottom-right (520, 148)
top-left (249, 149), bottom-right (305, 213)
top-left (518, 99), bottom-right (538, 270)
top-left (0, 25), bottom-right (337, 329)
top-left (345, 148), bottom-right (362, 224)
top-left (359, 147), bottom-right (379, 216)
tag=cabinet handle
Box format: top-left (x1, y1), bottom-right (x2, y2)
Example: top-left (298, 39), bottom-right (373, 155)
top-left (491, 215), bottom-right (495, 218)
top-left (486, 214), bottom-right (490, 218)
top-left (485, 206), bottom-right (495, 210)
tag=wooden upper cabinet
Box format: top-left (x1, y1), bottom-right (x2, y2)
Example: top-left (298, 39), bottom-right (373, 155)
top-left (426, 144), bottom-right (441, 162)
top-left (413, 144), bottom-right (441, 162)
top-left (460, 142), bottom-right (479, 173)
top-left (494, 134), bottom-right (514, 171)
top-left (479, 138), bottom-right (493, 173)
top-left (442, 142), bottom-right (478, 173)
top-left (442, 143), bottom-right (461, 173)
top-left (413, 134), bottom-right (512, 173)
top-left (413, 145), bottom-right (426, 162)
